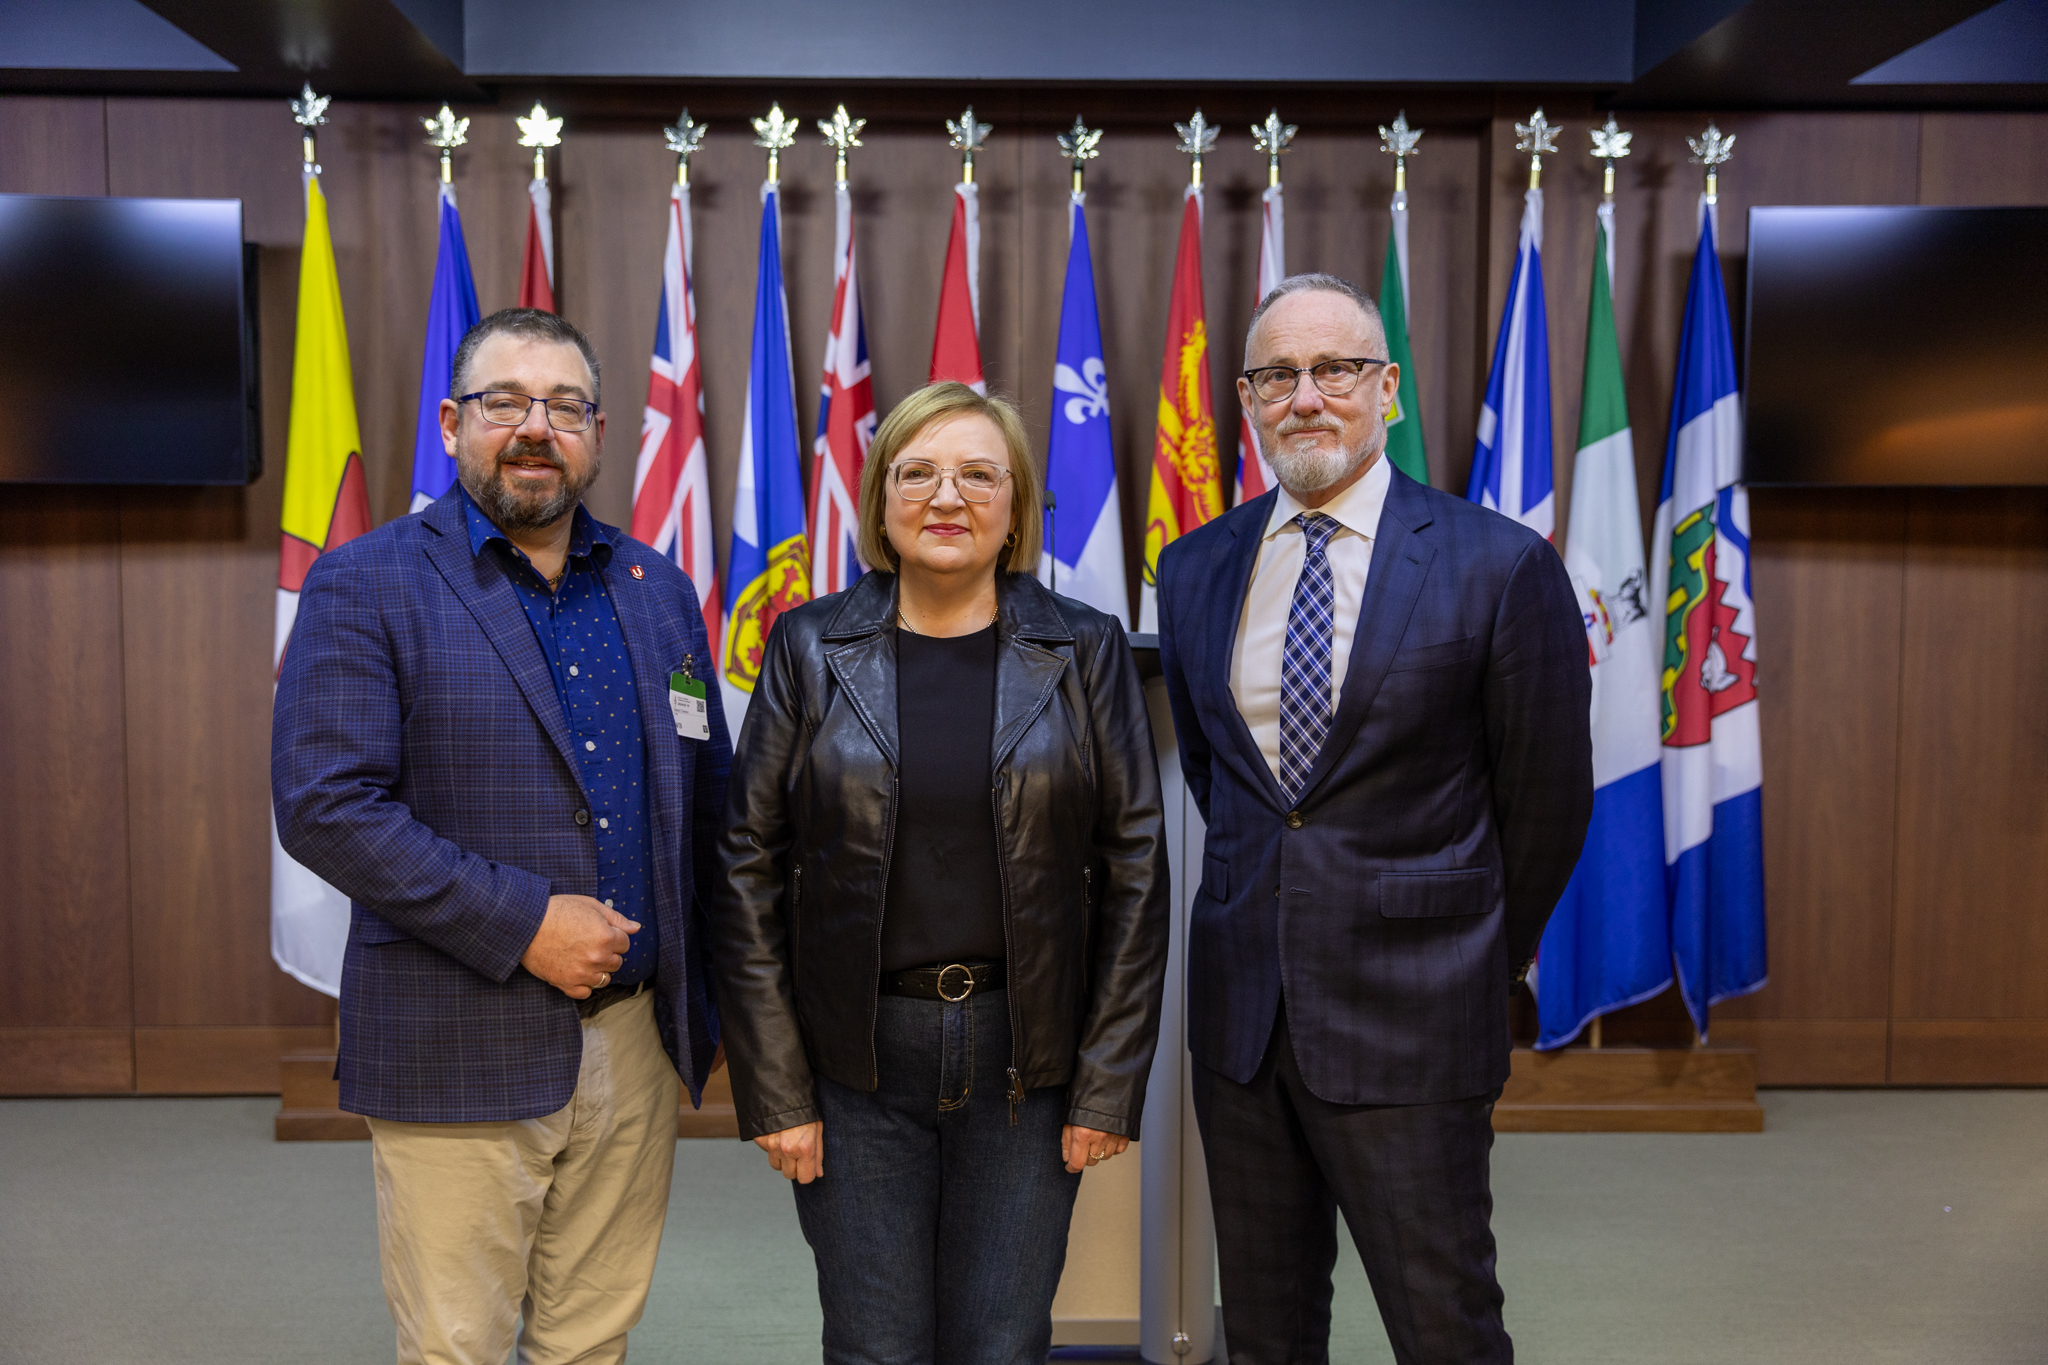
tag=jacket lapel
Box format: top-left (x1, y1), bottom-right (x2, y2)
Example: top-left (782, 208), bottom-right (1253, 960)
top-left (1293, 470), bottom-right (1436, 804)
top-left (420, 495), bottom-right (583, 782)
top-left (1206, 496), bottom-right (1288, 809)
top-left (992, 575), bottom-right (1075, 770)
top-left (823, 574), bottom-right (900, 768)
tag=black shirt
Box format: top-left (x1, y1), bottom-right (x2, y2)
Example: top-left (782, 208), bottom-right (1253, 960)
top-left (880, 622), bottom-right (1006, 972)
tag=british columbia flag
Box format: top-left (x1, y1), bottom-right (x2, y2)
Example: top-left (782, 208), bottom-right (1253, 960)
top-left (810, 181), bottom-right (875, 596)
top-left (631, 180), bottom-right (722, 652)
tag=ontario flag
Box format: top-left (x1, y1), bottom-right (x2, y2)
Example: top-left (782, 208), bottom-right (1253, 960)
top-left (1467, 184), bottom-right (1554, 538)
top-left (1650, 195), bottom-right (1766, 1036)
top-left (1139, 186), bottom-right (1221, 633)
top-left (632, 179), bottom-right (721, 653)
top-left (271, 174), bottom-right (372, 997)
top-left (518, 160), bottom-right (555, 311)
top-left (810, 180), bottom-right (876, 597)
top-left (722, 181), bottom-right (811, 731)
top-left (408, 183), bottom-right (481, 511)
top-left (929, 181), bottom-right (984, 392)
top-left (1235, 182), bottom-right (1284, 502)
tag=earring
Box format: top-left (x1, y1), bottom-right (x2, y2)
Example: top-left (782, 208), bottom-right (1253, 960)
top-left (1005, 531), bottom-right (1018, 548)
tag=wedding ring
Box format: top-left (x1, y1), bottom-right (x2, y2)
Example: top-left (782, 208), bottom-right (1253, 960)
top-left (597, 971), bottom-right (611, 989)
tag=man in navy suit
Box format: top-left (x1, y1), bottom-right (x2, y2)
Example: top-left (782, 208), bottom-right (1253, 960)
top-left (1158, 275), bottom-right (1591, 1365)
top-left (274, 309), bottom-right (730, 1365)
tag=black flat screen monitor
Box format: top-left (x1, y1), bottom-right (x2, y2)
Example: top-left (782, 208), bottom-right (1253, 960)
top-left (0, 194), bottom-right (255, 485)
top-left (1744, 205), bottom-right (2048, 486)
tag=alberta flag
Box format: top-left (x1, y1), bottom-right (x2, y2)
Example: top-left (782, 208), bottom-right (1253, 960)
top-left (722, 182), bottom-right (811, 732)
top-left (1535, 198), bottom-right (1671, 1048)
top-left (409, 184), bottom-right (481, 511)
top-left (1649, 196), bottom-right (1766, 1035)
top-left (1467, 186), bottom-right (1553, 538)
top-left (1040, 189), bottom-right (1127, 623)
top-left (809, 180), bottom-right (876, 598)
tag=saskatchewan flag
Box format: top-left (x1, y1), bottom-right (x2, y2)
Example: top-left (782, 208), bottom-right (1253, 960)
top-left (271, 173), bottom-right (371, 997)
top-left (1379, 187), bottom-right (1428, 484)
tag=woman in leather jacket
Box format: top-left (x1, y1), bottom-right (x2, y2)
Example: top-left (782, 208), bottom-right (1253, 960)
top-left (713, 382), bottom-right (1168, 1364)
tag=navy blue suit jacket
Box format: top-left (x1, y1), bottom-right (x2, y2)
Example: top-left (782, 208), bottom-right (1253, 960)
top-left (1157, 467), bottom-right (1592, 1106)
top-left (272, 490), bottom-right (732, 1123)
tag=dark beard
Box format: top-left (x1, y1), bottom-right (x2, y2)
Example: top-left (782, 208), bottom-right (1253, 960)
top-left (458, 438), bottom-right (600, 532)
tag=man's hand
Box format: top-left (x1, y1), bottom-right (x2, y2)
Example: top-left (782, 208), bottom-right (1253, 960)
top-left (1062, 1124), bottom-right (1130, 1174)
top-left (520, 894), bottom-right (635, 999)
top-left (755, 1121), bottom-right (824, 1184)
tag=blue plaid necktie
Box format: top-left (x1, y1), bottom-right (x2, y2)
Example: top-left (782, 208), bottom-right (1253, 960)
top-left (1279, 512), bottom-right (1341, 801)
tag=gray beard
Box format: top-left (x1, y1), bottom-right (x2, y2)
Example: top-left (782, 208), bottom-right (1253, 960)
top-left (459, 439), bottom-right (599, 532)
top-left (1262, 426), bottom-right (1375, 496)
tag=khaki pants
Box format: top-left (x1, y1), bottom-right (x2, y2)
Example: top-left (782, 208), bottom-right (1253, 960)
top-left (366, 990), bottom-right (680, 1365)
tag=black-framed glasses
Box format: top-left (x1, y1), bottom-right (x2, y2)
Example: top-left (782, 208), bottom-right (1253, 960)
top-left (891, 460), bottom-right (1013, 503)
top-left (459, 390), bottom-right (597, 432)
top-left (1242, 358), bottom-right (1390, 404)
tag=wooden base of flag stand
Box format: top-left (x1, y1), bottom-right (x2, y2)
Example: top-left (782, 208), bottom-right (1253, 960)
top-left (274, 1053), bottom-right (744, 1141)
top-left (1493, 1045), bottom-right (1763, 1132)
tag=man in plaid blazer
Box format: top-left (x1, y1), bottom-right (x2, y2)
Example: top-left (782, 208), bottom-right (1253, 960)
top-left (274, 309), bottom-right (731, 1365)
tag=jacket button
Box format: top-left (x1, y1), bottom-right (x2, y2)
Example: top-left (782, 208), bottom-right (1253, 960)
top-left (574, 809), bottom-right (590, 826)
top-left (1285, 811), bottom-right (1304, 829)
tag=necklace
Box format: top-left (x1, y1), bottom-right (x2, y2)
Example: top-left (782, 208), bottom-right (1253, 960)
top-left (896, 598), bottom-right (998, 635)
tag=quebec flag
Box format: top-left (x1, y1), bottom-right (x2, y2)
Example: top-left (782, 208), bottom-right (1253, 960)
top-left (1039, 190), bottom-right (1127, 624)
top-left (1466, 185), bottom-right (1554, 538)
top-left (1648, 196), bottom-right (1766, 1035)
top-left (409, 183), bottom-right (481, 512)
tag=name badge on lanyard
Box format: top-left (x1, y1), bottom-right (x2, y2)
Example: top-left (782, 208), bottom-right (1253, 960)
top-left (668, 656), bottom-right (710, 742)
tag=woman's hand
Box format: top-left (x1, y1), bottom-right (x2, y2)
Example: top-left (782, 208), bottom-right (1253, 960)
top-left (1062, 1124), bottom-right (1130, 1174)
top-left (754, 1120), bottom-right (825, 1183)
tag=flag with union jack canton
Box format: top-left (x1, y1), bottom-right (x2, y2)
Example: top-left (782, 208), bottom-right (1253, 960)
top-left (809, 181), bottom-right (875, 597)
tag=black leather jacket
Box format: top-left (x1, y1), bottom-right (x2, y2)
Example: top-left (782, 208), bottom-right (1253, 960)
top-left (713, 571), bottom-right (1168, 1141)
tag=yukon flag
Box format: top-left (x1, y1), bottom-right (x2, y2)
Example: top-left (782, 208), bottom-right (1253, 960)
top-left (1235, 183), bottom-right (1283, 501)
top-left (271, 174), bottom-right (373, 996)
top-left (518, 170), bottom-right (554, 311)
top-left (1139, 186), bottom-right (1221, 632)
top-left (1040, 188), bottom-right (1126, 623)
top-left (810, 180), bottom-right (876, 596)
top-left (1534, 198), bottom-right (1671, 1048)
top-left (408, 184), bottom-right (481, 510)
top-left (1466, 185), bottom-right (1554, 537)
top-left (1650, 194), bottom-right (1766, 1035)
top-left (1379, 184), bottom-right (1429, 484)
top-left (632, 179), bottom-right (721, 652)
top-left (929, 181), bottom-right (985, 392)
top-left (722, 181), bottom-right (811, 731)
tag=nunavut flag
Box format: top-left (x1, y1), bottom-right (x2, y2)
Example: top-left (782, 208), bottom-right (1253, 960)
top-left (271, 174), bottom-right (372, 996)
top-left (1139, 186), bottom-right (1221, 632)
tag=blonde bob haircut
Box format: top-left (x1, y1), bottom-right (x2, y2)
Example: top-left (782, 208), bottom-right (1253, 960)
top-left (857, 381), bottom-right (1043, 575)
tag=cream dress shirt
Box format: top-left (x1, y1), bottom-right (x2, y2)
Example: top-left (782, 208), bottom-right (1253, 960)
top-left (1229, 454), bottom-right (1393, 784)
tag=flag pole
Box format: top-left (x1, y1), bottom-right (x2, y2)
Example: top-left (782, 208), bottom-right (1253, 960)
top-left (1516, 107), bottom-right (1560, 191)
top-left (1689, 120), bottom-right (1736, 207)
top-left (947, 105), bottom-right (990, 184)
top-left (1058, 115), bottom-right (1102, 199)
top-left (664, 107), bottom-right (706, 187)
top-left (1591, 113), bottom-right (1631, 204)
top-left (1253, 108), bottom-right (1295, 190)
top-left (820, 103), bottom-right (865, 185)
top-left (1175, 108), bottom-right (1217, 189)
top-left (516, 101), bottom-right (561, 188)
top-left (753, 102), bottom-right (797, 185)
top-left (290, 82), bottom-right (328, 183)
top-left (423, 103), bottom-right (468, 186)
top-left (1379, 108), bottom-right (1421, 197)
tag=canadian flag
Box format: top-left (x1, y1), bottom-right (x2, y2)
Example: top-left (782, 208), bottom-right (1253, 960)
top-left (518, 174), bottom-right (554, 312)
top-left (929, 182), bottom-right (984, 392)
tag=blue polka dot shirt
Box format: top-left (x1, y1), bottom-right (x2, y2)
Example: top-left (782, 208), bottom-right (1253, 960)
top-left (459, 484), bottom-right (658, 986)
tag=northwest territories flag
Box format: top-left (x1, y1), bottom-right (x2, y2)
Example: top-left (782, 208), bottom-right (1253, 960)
top-left (1535, 198), bottom-right (1671, 1048)
top-left (809, 180), bottom-right (876, 597)
top-left (408, 184), bottom-right (481, 511)
top-left (1649, 197), bottom-right (1766, 1035)
top-left (1234, 182), bottom-right (1283, 502)
top-left (631, 179), bottom-right (722, 654)
top-left (722, 182), bottom-right (811, 731)
top-left (1040, 189), bottom-right (1127, 623)
top-left (1467, 186), bottom-right (1554, 537)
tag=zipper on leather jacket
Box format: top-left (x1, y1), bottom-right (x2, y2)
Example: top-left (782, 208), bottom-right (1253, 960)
top-left (1007, 1067), bottom-right (1024, 1126)
top-left (790, 865), bottom-right (802, 978)
top-left (992, 774), bottom-right (1024, 1125)
top-left (1083, 866), bottom-right (1092, 908)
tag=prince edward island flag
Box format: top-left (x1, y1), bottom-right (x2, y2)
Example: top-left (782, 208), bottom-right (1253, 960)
top-left (1650, 195), bottom-right (1766, 1036)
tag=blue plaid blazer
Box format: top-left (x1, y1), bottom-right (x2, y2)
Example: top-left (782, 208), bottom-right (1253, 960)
top-left (273, 490), bottom-right (732, 1123)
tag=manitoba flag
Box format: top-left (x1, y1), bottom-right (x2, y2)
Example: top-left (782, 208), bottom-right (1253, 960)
top-left (1140, 186), bottom-right (1221, 633)
top-left (271, 174), bottom-right (372, 996)
top-left (929, 181), bottom-right (984, 392)
top-left (810, 180), bottom-right (876, 597)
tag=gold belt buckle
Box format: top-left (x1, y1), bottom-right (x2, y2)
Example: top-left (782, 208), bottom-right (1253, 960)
top-left (936, 963), bottom-right (975, 1003)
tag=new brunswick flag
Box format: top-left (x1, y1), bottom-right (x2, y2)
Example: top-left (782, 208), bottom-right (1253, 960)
top-left (1139, 186), bottom-right (1220, 633)
top-left (271, 174), bottom-right (371, 996)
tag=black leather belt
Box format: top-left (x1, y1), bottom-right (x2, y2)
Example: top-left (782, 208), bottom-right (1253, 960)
top-left (577, 979), bottom-right (649, 1019)
top-left (879, 961), bottom-right (1005, 1001)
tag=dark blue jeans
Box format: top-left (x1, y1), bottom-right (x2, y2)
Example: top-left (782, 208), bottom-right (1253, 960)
top-left (793, 988), bottom-right (1083, 1365)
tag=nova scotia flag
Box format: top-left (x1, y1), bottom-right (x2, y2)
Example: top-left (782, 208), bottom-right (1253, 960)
top-left (409, 184), bottom-right (481, 512)
top-left (1467, 186), bottom-right (1554, 539)
top-left (1040, 191), bottom-right (1127, 624)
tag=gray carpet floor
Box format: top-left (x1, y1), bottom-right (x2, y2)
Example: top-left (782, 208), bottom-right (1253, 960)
top-left (1, 1090), bottom-right (2043, 1364)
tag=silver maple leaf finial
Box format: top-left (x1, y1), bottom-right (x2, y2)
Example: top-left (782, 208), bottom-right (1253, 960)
top-left (1514, 107), bottom-right (1560, 189)
top-left (422, 104), bottom-right (468, 150)
top-left (753, 102), bottom-right (798, 183)
top-left (1378, 110), bottom-right (1423, 160)
top-left (1057, 116), bottom-right (1103, 164)
top-left (819, 104), bottom-right (865, 182)
top-left (1253, 110), bottom-right (1297, 187)
top-left (1176, 109), bottom-right (1219, 187)
top-left (663, 109), bottom-right (706, 186)
top-left (947, 106), bottom-right (993, 182)
top-left (1688, 122), bottom-right (1735, 168)
top-left (516, 102), bottom-right (563, 150)
top-left (291, 83), bottom-right (329, 130)
top-left (1589, 115), bottom-right (1632, 163)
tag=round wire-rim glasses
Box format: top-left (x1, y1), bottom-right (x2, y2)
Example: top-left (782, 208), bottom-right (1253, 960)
top-left (459, 390), bottom-right (598, 432)
top-left (1241, 358), bottom-right (1390, 404)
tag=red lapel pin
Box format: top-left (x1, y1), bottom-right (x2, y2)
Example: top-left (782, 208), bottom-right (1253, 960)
top-left (629, 564), bottom-right (645, 579)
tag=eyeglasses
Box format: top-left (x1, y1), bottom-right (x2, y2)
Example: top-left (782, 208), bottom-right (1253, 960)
top-left (1241, 358), bottom-right (1390, 405)
top-left (459, 390), bottom-right (597, 433)
top-left (890, 460), bottom-right (1012, 503)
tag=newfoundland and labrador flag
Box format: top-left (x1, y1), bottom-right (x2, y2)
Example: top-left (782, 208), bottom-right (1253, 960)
top-left (1040, 189), bottom-right (1126, 623)
top-left (1534, 198), bottom-right (1670, 1048)
top-left (408, 183), bottom-right (481, 511)
top-left (722, 182), bottom-right (811, 732)
top-left (1467, 186), bottom-right (1554, 538)
top-left (1649, 196), bottom-right (1766, 1036)
top-left (271, 174), bottom-right (373, 996)
top-left (810, 181), bottom-right (876, 597)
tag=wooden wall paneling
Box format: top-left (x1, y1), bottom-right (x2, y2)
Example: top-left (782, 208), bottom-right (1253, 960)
top-left (1917, 114), bottom-right (2048, 206)
top-left (1708, 1020), bottom-right (1890, 1086)
top-left (1890, 1021), bottom-right (2048, 1085)
top-left (0, 96), bottom-right (108, 196)
top-left (0, 1029), bottom-right (134, 1094)
top-left (133, 1025), bottom-right (337, 1093)
top-left (1891, 491), bottom-right (2048, 1044)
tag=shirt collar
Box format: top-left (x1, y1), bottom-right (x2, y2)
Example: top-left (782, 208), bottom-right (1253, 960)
top-left (1262, 450), bottom-right (1393, 543)
top-left (456, 481), bottom-right (609, 565)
